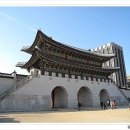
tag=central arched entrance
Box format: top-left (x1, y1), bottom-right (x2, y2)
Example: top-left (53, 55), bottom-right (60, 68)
top-left (51, 86), bottom-right (68, 108)
top-left (100, 89), bottom-right (109, 102)
top-left (78, 87), bottom-right (93, 107)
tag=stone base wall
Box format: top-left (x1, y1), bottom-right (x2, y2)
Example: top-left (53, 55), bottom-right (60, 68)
top-left (0, 74), bottom-right (127, 112)
top-left (0, 94), bottom-right (51, 112)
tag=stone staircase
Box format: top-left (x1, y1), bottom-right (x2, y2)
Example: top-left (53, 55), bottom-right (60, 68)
top-left (0, 76), bottom-right (33, 100)
top-left (115, 85), bottom-right (128, 101)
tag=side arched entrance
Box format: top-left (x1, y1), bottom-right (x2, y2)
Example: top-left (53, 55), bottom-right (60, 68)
top-left (77, 87), bottom-right (93, 107)
top-left (51, 86), bottom-right (68, 108)
top-left (100, 89), bottom-right (109, 102)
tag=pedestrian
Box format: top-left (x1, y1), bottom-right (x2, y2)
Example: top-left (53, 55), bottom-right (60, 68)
top-left (128, 102), bottom-right (130, 110)
top-left (78, 102), bottom-right (81, 111)
top-left (113, 100), bottom-right (117, 109)
top-left (103, 101), bottom-right (107, 110)
top-left (100, 101), bottom-right (104, 110)
top-left (110, 100), bottom-right (113, 110)
top-left (107, 99), bottom-right (110, 108)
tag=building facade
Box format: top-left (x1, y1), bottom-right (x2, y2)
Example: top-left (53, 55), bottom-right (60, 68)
top-left (0, 30), bottom-right (129, 112)
top-left (92, 43), bottom-right (127, 89)
top-left (127, 76), bottom-right (130, 88)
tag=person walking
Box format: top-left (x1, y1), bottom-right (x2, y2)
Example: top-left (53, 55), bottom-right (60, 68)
top-left (128, 102), bottom-right (130, 110)
top-left (78, 102), bottom-right (81, 111)
top-left (107, 99), bottom-right (110, 108)
top-left (113, 100), bottom-right (117, 109)
top-left (110, 100), bottom-right (113, 110)
top-left (100, 101), bottom-right (104, 110)
top-left (103, 101), bottom-right (107, 110)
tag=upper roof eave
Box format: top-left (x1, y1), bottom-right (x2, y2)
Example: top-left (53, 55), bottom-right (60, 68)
top-left (21, 47), bottom-right (30, 52)
top-left (23, 30), bottom-right (116, 61)
top-left (21, 30), bottom-right (42, 54)
top-left (41, 31), bottom-right (116, 58)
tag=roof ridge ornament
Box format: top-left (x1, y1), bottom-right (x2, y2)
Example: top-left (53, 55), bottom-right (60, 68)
top-left (35, 46), bottom-right (41, 52)
top-left (38, 28), bottom-right (41, 31)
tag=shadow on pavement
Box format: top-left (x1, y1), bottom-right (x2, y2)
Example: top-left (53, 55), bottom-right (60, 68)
top-left (0, 116), bottom-right (20, 123)
top-left (0, 106), bottom-right (127, 115)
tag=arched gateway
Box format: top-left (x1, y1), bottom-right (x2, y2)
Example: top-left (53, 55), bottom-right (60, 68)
top-left (100, 89), bottom-right (109, 102)
top-left (51, 86), bottom-right (68, 108)
top-left (11, 30), bottom-right (120, 112)
top-left (78, 87), bottom-right (93, 107)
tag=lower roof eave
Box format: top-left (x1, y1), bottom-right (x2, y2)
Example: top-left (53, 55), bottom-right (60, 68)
top-left (16, 63), bottom-right (26, 68)
top-left (102, 67), bottom-right (120, 75)
top-left (102, 67), bottom-right (120, 70)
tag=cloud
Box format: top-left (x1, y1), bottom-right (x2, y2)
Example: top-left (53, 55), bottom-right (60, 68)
top-left (0, 10), bottom-right (37, 33)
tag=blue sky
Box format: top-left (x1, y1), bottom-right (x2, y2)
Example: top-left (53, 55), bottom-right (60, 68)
top-left (0, 7), bottom-right (130, 75)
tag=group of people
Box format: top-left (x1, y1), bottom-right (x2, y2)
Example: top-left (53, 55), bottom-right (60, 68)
top-left (128, 102), bottom-right (130, 110)
top-left (78, 100), bottom-right (130, 111)
top-left (100, 100), bottom-right (117, 110)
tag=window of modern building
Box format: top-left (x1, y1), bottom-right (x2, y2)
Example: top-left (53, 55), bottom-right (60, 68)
top-left (62, 73), bottom-right (65, 78)
top-left (56, 72), bottom-right (58, 77)
top-left (75, 75), bottom-right (78, 79)
top-left (49, 71), bottom-right (52, 76)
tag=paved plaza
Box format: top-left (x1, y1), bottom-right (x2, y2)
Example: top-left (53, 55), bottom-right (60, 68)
top-left (0, 108), bottom-right (130, 123)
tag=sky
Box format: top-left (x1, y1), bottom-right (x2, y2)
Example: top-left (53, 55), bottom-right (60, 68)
top-left (0, 7), bottom-right (130, 75)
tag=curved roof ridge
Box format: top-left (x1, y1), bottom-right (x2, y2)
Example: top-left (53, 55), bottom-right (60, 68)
top-left (20, 30), bottom-right (116, 62)
top-left (39, 30), bottom-right (116, 58)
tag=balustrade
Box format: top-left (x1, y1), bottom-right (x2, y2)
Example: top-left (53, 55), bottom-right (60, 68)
top-left (0, 76), bottom-right (33, 100)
